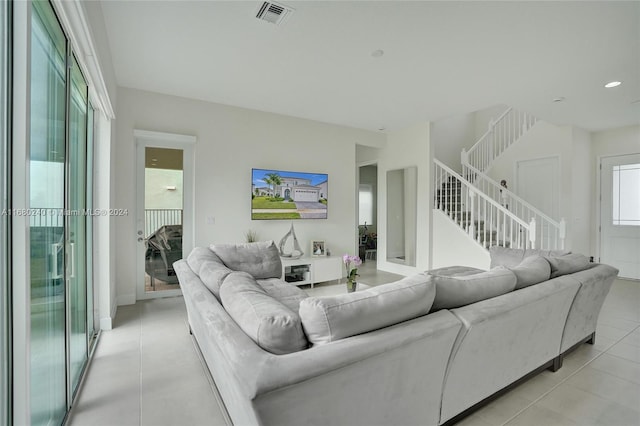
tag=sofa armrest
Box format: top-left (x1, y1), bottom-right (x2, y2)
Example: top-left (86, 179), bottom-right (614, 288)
top-left (560, 263), bottom-right (618, 352)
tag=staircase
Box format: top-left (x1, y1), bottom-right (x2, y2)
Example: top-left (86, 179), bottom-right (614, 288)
top-left (434, 107), bottom-right (565, 251)
top-left (435, 160), bottom-right (533, 250)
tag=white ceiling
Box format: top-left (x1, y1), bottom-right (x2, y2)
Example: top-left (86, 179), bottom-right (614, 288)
top-left (99, 1), bottom-right (640, 133)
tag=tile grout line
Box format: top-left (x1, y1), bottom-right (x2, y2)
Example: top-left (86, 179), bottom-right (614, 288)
top-left (499, 324), bottom-right (640, 426)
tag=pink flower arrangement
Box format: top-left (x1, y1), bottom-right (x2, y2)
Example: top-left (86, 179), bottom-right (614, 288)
top-left (343, 254), bottom-right (362, 285)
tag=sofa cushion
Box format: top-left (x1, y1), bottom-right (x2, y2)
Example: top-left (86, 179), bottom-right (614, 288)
top-left (257, 278), bottom-right (309, 312)
top-left (429, 267), bottom-right (517, 310)
top-left (298, 273), bottom-right (435, 345)
top-left (210, 241), bottom-right (282, 279)
top-left (545, 253), bottom-right (591, 278)
top-left (506, 255), bottom-right (551, 289)
top-left (220, 272), bottom-right (308, 355)
top-left (187, 247), bottom-right (232, 298)
top-left (427, 265), bottom-right (485, 277)
top-left (489, 246), bottom-right (571, 269)
top-left (186, 246), bottom-right (222, 275)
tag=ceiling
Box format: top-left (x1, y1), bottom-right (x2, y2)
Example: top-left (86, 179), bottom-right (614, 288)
top-left (99, 1), bottom-right (639, 133)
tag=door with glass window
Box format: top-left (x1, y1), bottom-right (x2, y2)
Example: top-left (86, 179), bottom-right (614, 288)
top-left (135, 132), bottom-right (194, 300)
top-left (600, 154), bottom-right (640, 279)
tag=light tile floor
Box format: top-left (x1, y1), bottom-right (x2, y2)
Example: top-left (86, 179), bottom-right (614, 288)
top-left (68, 276), bottom-right (640, 426)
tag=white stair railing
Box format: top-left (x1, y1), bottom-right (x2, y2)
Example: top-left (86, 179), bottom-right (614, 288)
top-left (462, 107), bottom-right (538, 173)
top-left (434, 159), bottom-right (536, 250)
top-left (461, 163), bottom-right (566, 250)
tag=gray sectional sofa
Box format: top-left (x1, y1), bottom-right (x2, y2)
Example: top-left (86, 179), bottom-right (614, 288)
top-left (174, 242), bottom-right (618, 426)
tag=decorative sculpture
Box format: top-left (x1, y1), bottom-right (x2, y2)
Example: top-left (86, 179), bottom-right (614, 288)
top-left (279, 223), bottom-right (304, 259)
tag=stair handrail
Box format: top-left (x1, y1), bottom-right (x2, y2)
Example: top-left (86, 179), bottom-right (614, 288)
top-left (434, 159), bottom-right (536, 249)
top-left (462, 163), bottom-right (562, 227)
top-left (462, 107), bottom-right (538, 173)
top-left (434, 160), bottom-right (529, 228)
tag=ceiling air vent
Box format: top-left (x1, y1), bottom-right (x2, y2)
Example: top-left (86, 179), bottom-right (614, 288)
top-left (256, 1), bottom-right (294, 26)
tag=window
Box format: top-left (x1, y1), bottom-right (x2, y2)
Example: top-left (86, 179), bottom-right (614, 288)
top-left (612, 163), bottom-right (640, 226)
top-left (359, 184), bottom-right (373, 226)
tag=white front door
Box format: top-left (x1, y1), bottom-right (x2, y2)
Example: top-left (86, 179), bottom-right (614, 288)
top-left (516, 156), bottom-right (560, 248)
top-left (135, 130), bottom-right (195, 300)
top-left (600, 154), bottom-right (640, 279)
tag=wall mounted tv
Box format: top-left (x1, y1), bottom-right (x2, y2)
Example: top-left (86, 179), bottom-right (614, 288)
top-left (251, 168), bottom-right (328, 220)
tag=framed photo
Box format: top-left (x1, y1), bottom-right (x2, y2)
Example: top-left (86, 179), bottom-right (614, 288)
top-left (311, 240), bottom-right (326, 257)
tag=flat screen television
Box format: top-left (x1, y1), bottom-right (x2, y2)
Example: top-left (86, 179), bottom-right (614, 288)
top-left (251, 168), bottom-right (328, 220)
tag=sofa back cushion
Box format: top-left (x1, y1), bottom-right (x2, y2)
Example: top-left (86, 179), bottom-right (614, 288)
top-left (429, 268), bottom-right (517, 310)
top-left (546, 253), bottom-right (591, 278)
top-left (186, 247), bottom-right (232, 298)
top-left (210, 241), bottom-right (282, 279)
top-left (298, 274), bottom-right (435, 345)
top-left (507, 255), bottom-right (551, 289)
top-left (257, 278), bottom-right (309, 312)
top-left (489, 246), bottom-right (570, 268)
top-left (220, 272), bottom-right (308, 355)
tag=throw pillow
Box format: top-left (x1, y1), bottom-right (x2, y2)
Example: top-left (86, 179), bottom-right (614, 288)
top-left (545, 253), bottom-right (591, 278)
top-left (210, 240), bottom-right (282, 279)
top-left (507, 255), bottom-right (551, 289)
top-left (298, 274), bottom-right (435, 345)
top-left (187, 247), bottom-right (232, 298)
top-left (220, 271), bottom-right (308, 355)
top-left (429, 267), bottom-right (517, 310)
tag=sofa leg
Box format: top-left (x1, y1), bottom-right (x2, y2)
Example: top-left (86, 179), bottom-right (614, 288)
top-left (550, 355), bottom-right (563, 372)
top-left (586, 332), bottom-right (595, 345)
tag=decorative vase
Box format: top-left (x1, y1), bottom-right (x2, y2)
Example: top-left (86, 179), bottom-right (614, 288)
top-left (346, 280), bottom-right (357, 293)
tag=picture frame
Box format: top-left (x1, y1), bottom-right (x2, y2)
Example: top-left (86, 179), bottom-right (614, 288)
top-left (311, 240), bottom-right (326, 257)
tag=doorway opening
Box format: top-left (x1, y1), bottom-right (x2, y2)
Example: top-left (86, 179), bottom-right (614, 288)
top-left (358, 163), bottom-right (378, 263)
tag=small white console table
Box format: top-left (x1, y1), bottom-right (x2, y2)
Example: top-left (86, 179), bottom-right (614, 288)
top-left (281, 256), bottom-right (343, 288)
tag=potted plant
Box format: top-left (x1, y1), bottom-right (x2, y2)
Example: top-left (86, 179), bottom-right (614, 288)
top-left (343, 254), bottom-right (362, 293)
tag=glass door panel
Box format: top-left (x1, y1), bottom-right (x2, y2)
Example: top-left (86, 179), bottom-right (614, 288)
top-left (1, 1), bottom-right (9, 423)
top-left (29, 2), bottom-right (67, 424)
top-left (143, 147), bottom-right (183, 293)
top-left (68, 56), bottom-right (88, 395)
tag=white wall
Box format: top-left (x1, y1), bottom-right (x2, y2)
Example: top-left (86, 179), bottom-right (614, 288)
top-left (432, 210), bottom-right (490, 270)
top-left (591, 125), bottom-right (640, 259)
top-left (432, 112), bottom-right (476, 172)
top-left (114, 88), bottom-right (384, 304)
top-left (376, 121), bottom-right (432, 275)
top-left (145, 169), bottom-right (183, 209)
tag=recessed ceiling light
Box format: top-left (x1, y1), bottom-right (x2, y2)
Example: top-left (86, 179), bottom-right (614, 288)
top-left (378, 126), bottom-right (386, 131)
top-left (371, 49), bottom-right (384, 58)
top-left (604, 81), bottom-right (621, 88)
top-left (553, 97), bottom-right (565, 103)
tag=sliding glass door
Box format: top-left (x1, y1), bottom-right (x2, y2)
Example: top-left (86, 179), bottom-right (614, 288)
top-left (68, 56), bottom-right (89, 394)
top-left (1, 1), bottom-right (11, 424)
top-left (29, 1), bottom-right (94, 423)
top-left (30, 2), bottom-right (67, 423)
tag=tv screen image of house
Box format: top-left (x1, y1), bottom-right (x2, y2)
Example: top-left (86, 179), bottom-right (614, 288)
top-left (251, 168), bottom-right (328, 220)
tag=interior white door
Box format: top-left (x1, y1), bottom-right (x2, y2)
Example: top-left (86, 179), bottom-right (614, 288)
top-left (516, 157), bottom-right (559, 248)
top-left (134, 130), bottom-right (195, 300)
top-left (600, 154), bottom-right (640, 279)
